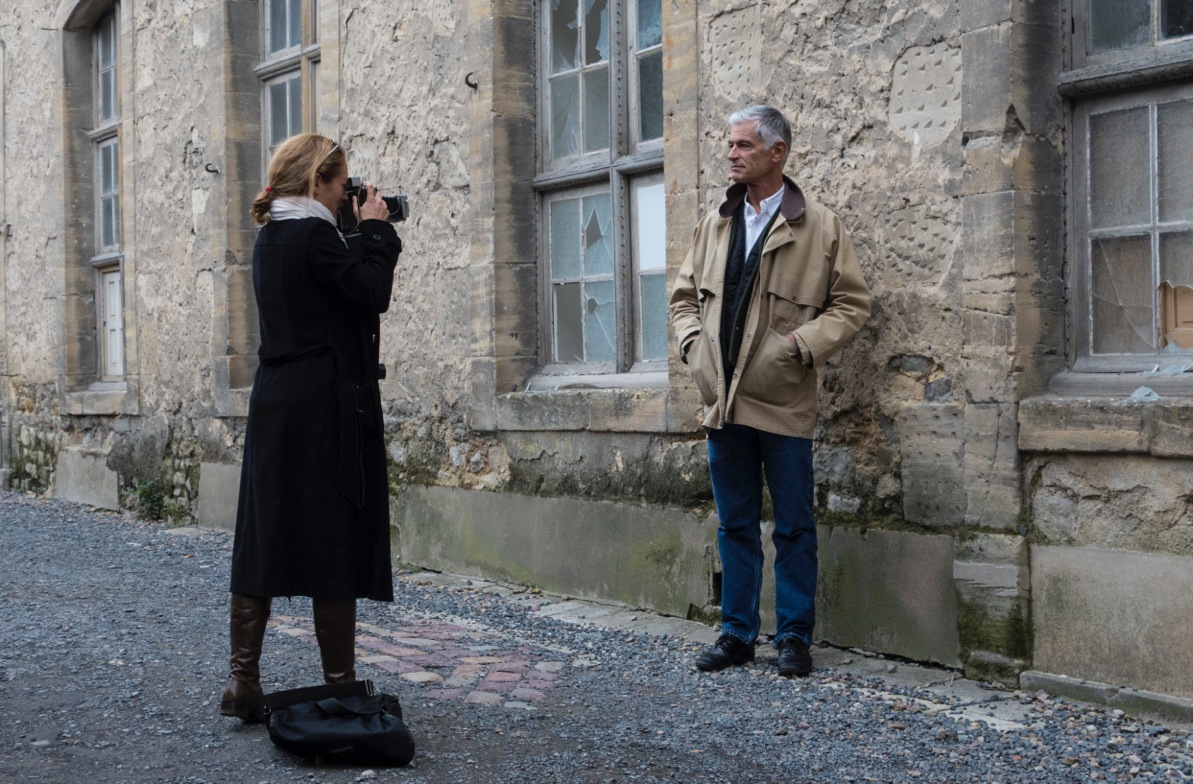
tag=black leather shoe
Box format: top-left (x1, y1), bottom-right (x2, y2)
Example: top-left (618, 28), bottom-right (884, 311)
top-left (695, 634), bottom-right (755, 672)
top-left (776, 637), bottom-right (812, 677)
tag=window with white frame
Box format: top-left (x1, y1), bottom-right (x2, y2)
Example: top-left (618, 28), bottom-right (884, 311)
top-left (91, 8), bottom-right (124, 381)
top-left (1067, 0), bottom-right (1193, 370)
top-left (538, 0), bottom-right (666, 374)
top-left (258, 0), bottom-right (320, 158)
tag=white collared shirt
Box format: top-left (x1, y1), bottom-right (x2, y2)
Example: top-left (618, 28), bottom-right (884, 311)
top-left (744, 185), bottom-right (785, 253)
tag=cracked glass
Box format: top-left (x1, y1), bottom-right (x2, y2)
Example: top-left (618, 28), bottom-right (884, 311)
top-left (583, 0), bottom-right (609, 65)
top-left (550, 0), bottom-right (579, 73)
top-left (584, 280), bottom-right (616, 362)
top-left (582, 194), bottom-right (613, 276)
top-left (1092, 235), bottom-right (1155, 354)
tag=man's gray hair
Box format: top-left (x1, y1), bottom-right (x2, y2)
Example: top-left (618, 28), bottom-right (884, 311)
top-left (728, 105), bottom-right (792, 158)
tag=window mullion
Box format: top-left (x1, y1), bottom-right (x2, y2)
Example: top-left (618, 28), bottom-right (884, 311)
top-left (1151, 102), bottom-right (1161, 348)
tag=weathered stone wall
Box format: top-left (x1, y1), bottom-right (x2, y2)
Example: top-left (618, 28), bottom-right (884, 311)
top-left (4, 0), bottom-right (1192, 702)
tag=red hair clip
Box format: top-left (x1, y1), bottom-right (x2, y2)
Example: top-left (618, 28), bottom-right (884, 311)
top-left (264, 185), bottom-right (273, 192)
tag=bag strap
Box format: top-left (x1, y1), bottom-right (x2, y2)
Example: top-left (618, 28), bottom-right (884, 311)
top-left (315, 697), bottom-right (384, 717)
top-left (265, 679), bottom-right (375, 710)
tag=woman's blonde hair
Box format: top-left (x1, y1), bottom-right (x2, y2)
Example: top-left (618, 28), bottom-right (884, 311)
top-left (249, 134), bottom-right (346, 224)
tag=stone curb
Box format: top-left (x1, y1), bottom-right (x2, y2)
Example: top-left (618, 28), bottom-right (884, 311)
top-left (1021, 670), bottom-right (1193, 727)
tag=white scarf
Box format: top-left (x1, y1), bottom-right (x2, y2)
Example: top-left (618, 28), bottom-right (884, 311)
top-left (268, 196), bottom-right (347, 247)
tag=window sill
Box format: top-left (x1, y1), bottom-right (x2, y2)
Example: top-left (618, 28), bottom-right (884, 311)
top-left (64, 382), bottom-right (137, 416)
top-left (1048, 369), bottom-right (1193, 397)
top-left (493, 372), bottom-right (696, 433)
top-left (1019, 392), bottom-right (1193, 458)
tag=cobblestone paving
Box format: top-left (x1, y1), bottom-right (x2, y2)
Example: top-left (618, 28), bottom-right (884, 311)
top-left (274, 613), bottom-right (568, 708)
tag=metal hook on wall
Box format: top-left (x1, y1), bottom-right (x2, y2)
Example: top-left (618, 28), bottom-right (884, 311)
top-left (204, 163), bottom-right (220, 174)
top-left (464, 72), bottom-right (479, 90)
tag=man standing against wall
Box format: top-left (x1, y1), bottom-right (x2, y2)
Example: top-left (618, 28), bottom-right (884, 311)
top-left (669, 106), bottom-right (871, 677)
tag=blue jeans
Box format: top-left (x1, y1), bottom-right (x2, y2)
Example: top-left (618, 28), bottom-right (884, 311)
top-left (707, 422), bottom-right (816, 646)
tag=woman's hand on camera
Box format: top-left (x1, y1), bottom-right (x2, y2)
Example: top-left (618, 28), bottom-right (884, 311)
top-left (354, 182), bottom-right (389, 223)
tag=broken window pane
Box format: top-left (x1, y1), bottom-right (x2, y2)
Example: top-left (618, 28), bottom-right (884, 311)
top-left (638, 50), bottom-right (664, 142)
top-left (550, 0), bottom-right (579, 74)
top-left (1160, 281), bottom-right (1193, 349)
top-left (1092, 235), bottom-right (1156, 354)
top-left (1158, 99), bottom-right (1193, 223)
top-left (1090, 106), bottom-right (1150, 229)
top-left (550, 197), bottom-right (581, 281)
top-left (554, 282), bottom-right (584, 362)
top-left (550, 74), bottom-right (580, 160)
top-left (1088, 0), bottom-right (1151, 52)
top-left (583, 67), bottom-right (609, 152)
top-left (584, 280), bottom-right (616, 362)
top-left (583, 0), bottom-right (609, 65)
top-left (1162, 0), bottom-right (1193, 38)
top-left (638, 0), bottom-right (662, 49)
top-left (583, 193), bottom-right (613, 276)
top-left (638, 272), bottom-right (667, 361)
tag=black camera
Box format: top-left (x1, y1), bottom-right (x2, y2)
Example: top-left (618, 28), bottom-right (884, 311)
top-left (338, 177), bottom-right (409, 233)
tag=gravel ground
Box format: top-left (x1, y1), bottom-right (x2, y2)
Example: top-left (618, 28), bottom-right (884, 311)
top-left (2, 490), bottom-right (1193, 783)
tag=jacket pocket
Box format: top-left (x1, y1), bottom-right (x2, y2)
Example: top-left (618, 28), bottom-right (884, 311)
top-left (734, 328), bottom-right (809, 408)
top-left (769, 289), bottom-right (822, 336)
top-left (687, 333), bottom-right (720, 407)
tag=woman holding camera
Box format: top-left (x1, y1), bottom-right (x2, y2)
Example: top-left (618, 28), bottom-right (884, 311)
top-left (220, 133), bottom-right (401, 722)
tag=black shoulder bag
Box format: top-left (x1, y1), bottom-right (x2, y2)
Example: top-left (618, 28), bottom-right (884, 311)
top-left (264, 680), bottom-right (415, 767)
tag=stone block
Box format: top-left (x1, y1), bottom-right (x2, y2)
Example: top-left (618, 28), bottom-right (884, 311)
top-left (961, 346), bottom-right (1015, 404)
top-left (1018, 398), bottom-right (1149, 453)
top-left (1011, 22), bottom-right (1064, 136)
top-left (1032, 546), bottom-right (1193, 698)
top-left (54, 448), bottom-right (119, 510)
top-left (1151, 405), bottom-right (1193, 458)
top-left (960, 0), bottom-right (1010, 31)
top-left (1027, 455), bottom-right (1193, 553)
top-left (963, 404), bottom-right (1021, 530)
top-left (816, 526), bottom-right (960, 667)
top-left (962, 191), bottom-right (1015, 281)
top-left (395, 486), bottom-right (716, 619)
top-left (197, 462), bottom-right (242, 532)
top-left (962, 134), bottom-right (1063, 197)
top-left (898, 405), bottom-right (966, 527)
top-left (955, 533), bottom-right (1030, 676)
top-left (961, 24), bottom-right (1013, 135)
top-left (888, 42), bottom-right (962, 148)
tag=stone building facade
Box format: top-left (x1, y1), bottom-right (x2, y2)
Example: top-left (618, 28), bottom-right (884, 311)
top-left (2, 0), bottom-right (1192, 709)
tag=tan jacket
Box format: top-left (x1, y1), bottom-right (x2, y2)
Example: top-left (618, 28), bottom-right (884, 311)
top-left (668, 177), bottom-right (871, 438)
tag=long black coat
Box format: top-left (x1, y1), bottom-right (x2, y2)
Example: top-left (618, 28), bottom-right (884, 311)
top-left (231, 216), bottom-right (401, 601)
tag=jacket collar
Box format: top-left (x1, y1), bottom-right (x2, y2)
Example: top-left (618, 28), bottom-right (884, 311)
top-left (718, 175), bottom-right (807, 221)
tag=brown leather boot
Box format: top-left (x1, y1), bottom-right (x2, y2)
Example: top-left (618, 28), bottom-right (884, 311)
top-left (313, 598), bottom-right (357, 684)
top-left (219, 593), bottom-right (271, 722)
